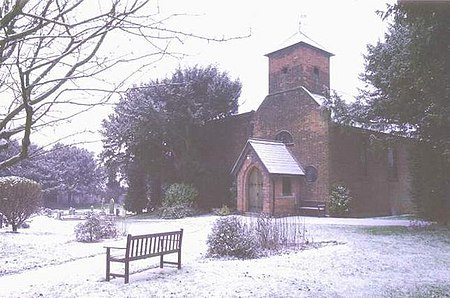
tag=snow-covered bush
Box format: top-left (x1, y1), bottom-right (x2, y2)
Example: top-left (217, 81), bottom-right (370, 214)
top-left (159, 183), bottom-right (198, 219)
top-left (215, 204), bottom-right (231, 216)
top-left (328, 184), bottom-right (352, 217)
top-left (160, 204), bottom-right (196, 219)
top-left (207, 216), bottom-right (259, 259)
top-left (74, 213), bottom-right (118, 242)
top-left (163, 183), bottom-right (198, 207)
top-left (0, 176), bottom-right (42, 232)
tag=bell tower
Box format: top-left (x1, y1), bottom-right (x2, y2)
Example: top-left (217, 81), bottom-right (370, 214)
top-left (265, 41), bottom-right (333, 95)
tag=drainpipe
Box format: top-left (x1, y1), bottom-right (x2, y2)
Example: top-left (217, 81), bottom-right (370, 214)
top-left (272, 177), bottom-right (276, 217)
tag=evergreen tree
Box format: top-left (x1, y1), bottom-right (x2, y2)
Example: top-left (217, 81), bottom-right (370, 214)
top-left (102, 65), bottom-right (241, 210)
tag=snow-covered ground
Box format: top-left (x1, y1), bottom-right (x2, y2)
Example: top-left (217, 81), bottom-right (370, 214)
top-left (0, 214), bottom-right (449, 297)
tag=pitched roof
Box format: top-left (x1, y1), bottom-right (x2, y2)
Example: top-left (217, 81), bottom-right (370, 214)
top-left (231, 139), bottom-right (305, 176)
top-left (265, 40), bottom-right (334, 58)
top-left (301, 86), bottom-right (327, 106)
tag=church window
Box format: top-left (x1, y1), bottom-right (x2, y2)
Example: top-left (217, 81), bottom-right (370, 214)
top-left (360, 141), bottom-right (368, 176)
top-left (282, 177), bottom-right (292, 196)
top-left (275, 130), bottom-right (294, 145)
top-left (387, 147), bottom-right (398, 180)
top-left (313, 67), bottom-right (320, 86)
top-left (304, 166), bottom-right (318, 182)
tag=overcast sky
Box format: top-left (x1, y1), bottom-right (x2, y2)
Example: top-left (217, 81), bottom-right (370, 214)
top-left (34, 0), bottom-right (396, 155)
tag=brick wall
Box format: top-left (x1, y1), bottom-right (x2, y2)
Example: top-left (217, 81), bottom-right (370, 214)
top-left (266, 42), bottom-right (332, 95)
top-left (329, 125), bottom-right (413, 216)
top-left (271, 175), bottom-right (302, 216)
top-left (254, 87), bottom-right (330, 204)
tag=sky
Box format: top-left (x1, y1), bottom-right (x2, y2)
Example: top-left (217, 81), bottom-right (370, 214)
top-left (33, 0), bottom-right (396, 155)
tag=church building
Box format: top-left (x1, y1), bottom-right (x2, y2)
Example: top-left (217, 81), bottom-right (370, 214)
top-left (199, 40), bottom-right (413, 217)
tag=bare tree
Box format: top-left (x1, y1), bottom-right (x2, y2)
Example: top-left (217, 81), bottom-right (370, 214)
top-left (0, 0), bottom-right (247, 169)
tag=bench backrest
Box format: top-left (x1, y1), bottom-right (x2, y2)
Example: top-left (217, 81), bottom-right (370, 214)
top-left (125, 229), bottom-right (183, 261)
top-left (300, 200), bottom-right (325, 206)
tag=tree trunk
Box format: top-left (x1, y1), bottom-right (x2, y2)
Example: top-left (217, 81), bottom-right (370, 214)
top-left (12, 224), bottom-right (18, 232)
top-left (150, 175), bottom-right (162, 207)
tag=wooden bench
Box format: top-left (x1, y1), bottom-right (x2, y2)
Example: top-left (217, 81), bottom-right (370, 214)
top-left (105, 229), bottom-right (183, 284)
top-left (298, 200), bottom-right (326, 217)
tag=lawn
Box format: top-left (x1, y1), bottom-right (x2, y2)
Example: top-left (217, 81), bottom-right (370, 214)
top-left (0, 214), bottom-right (449, 297)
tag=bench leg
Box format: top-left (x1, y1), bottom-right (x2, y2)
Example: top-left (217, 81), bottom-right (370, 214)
top-left (177, 250), bottom-right (182, 269)
top-left (124, 261), bottom-right (130, 284)
top-left (106, 249), bottom-right (110, 281)
top-left (160, 254), bottom-right (164, 268)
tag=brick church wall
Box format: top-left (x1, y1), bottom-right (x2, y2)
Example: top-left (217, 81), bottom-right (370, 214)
top-left (266, 42), bottom-right (332, 95)
top-left (329, 125), bottom-right (413, 216)
top-left (254, 87), bottom-right (330, 203)
top-left (271, 175), bottom-right (302, 215)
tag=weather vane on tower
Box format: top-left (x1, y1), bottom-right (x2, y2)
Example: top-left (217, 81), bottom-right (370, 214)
top-left (298, 14), bottom-right (307, 36)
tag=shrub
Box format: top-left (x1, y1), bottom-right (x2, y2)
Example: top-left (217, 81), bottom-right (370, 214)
top-left (255, 214), bottom-right (309, 250)
top-left (216, 204), bottom-right (231, 216)
top-left (0, 176), bottom-right (42, 232)
top-left (163, 183), bottom-right (198, 207)
top-left (255, 214), bottom-right (281, 250)
top-left (159, 183), bottom-right (198, 219)
top-left (328, 184), bottom-right (352, 217)
top-left (160, 204), bottom-right (196, 219)
top-left (207, 215), bottom-right (309, 259)
top-left (206, 216), bottom-right (259, 259)
top-left (74, 213), bottom-right (118, 242)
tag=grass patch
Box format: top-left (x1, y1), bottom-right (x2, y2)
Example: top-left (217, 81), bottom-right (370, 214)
top-left (363, 226), bottom-right (410, 236)
top-left (374, 214), bottom-right (417, 220)
top-left (385, 283), bottom-right (450, 298)
top-left (361, 225), bottom-right (450, 244)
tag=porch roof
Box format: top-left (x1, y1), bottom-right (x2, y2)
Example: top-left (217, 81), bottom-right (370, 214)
top-left (231, 139), bottom-right (305, 176)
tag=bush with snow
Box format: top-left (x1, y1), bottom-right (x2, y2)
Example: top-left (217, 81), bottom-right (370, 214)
top-left (214, 204), bottom-right (231, 216)
top-left (160, 204), bottom-right (196, 219)
top-left (207, 216), bottom-right (260, 259)
top-left (207, 215), bottom-right (310, 259)
top-left (74, 213), bottom-right (118, 242)
top-left (328, 184), bottom-right (352, 217)
top-left (163, 183), bottom-right (198, 207)
top-left (159, 183), bottom-right (198, 219)
top-left (0, 176), bottom-right (42, 232)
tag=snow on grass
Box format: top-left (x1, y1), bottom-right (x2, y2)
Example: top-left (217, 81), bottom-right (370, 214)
top-left (0, 215), bottom-right (449, 297)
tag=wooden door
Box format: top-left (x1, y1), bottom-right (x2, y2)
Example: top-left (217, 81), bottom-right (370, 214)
top-left (248, 167), bottom-right (263, 212)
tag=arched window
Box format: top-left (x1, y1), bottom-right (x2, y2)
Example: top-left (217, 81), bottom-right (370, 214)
top-left (304, 166), bottom-right (318, 183)
top-left (275, 130), bottom-right (294, 145)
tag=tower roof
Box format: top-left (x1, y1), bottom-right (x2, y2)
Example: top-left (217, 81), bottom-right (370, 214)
top-left (265, 40), bottom-right (334, 58)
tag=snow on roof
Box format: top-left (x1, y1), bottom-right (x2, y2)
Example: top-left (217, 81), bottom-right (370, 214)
top-left (301, 86), bottom-right (327, 106)
top-left (232, 139), bottom-right (304, 176)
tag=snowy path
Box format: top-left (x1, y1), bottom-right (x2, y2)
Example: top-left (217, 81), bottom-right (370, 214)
top-left (0, 253), bottom-right (106, 297)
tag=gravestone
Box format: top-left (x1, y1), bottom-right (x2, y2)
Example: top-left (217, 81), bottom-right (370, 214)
top-left (109, 198), bottom-right (115, 215)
